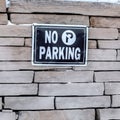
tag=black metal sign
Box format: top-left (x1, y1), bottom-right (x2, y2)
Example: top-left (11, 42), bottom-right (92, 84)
top-left (32, 24), bottom-right (88, 66)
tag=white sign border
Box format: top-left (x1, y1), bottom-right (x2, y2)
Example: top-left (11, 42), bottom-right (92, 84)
top-left (32, 23), bottom-right (88, 66)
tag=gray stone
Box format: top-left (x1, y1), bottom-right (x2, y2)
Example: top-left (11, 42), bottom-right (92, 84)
top-left (0, 84), bottom-right (37, 96)
top-left (98, 109), bottom-right (120, 120)
top-left (112, 95), bottom-right (120, 107)
top-left (0, 111), bottom-right (16, 120)
top-left (56, 96), bottom-right (110, 109)
top-left (39, 83), bottom-right (104, 96)
top-left (105, 83), bottom-right (120, 95)
top-left (5, 97), bottom-right (54, 110)
top-left (95, 72), bottom-right (120, 82)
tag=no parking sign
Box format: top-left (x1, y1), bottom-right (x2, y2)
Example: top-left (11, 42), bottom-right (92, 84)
top-left (32, 24), bottom-right (88, 66)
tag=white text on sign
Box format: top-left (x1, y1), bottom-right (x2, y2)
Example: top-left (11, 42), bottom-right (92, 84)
top-left (39, 30), bottom-right (81, 60)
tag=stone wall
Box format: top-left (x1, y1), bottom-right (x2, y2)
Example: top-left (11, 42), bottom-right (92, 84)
top-left (0, 0), bottom-right (120, 120)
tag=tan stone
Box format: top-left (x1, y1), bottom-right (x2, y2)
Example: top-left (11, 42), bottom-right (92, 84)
top-left (1, 61), bottom-right (120, 71)
top-left (9, 1), bottom-right (120, 17)
top-left (18, 110), bottom-right (95, 120)
top-left (0, 62), bottom-right (72, 70)
top-left (88, 49), bottom-right (116, 61)
top-left (0, 71), bottom-right (33, 83)
top-left (0, 0), bottom-right (6, 12)
top-left (0, 25), bottom-right (118, 39)
top-left (89, 28), bottom-right (118, 39)
top-left (90, 17), bottom-right (120, 28)
top-left (98, 40), bottom-right (120, 49)
top-left (25, 38), bottom-right (32, 47)
top-left (0, 25), bottom-right (31, 37)
top-left (1, 61), bottom-right (118, 71)
top-left (74, 62), bottom-right (120, 71)
top-left (88, 40), bottom-right (97, 49)
top-left (0, 14), bottom-right (7, 25)
top-left (11, 14), bottom-right (89, 25)
top-left (56, 96), bottom-right (110, 109)
top-left (0, 38), bottom-right (24, 46)
top-left (0, 84), bottom-right (37, 96)
top-left (5, 97), bottom-right (54, 110)
top-left (95, 72), bottom-right (120, 82)
top-left (35, 71), bottom-right (93, 83)
top-left (39, 83), bottom-right (104, 96)
top-left (0, 47), bottom-right (31, 60)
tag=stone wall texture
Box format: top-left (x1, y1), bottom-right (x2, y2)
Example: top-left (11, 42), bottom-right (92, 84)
top-left (0, 0), bottom-right (120, 120)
